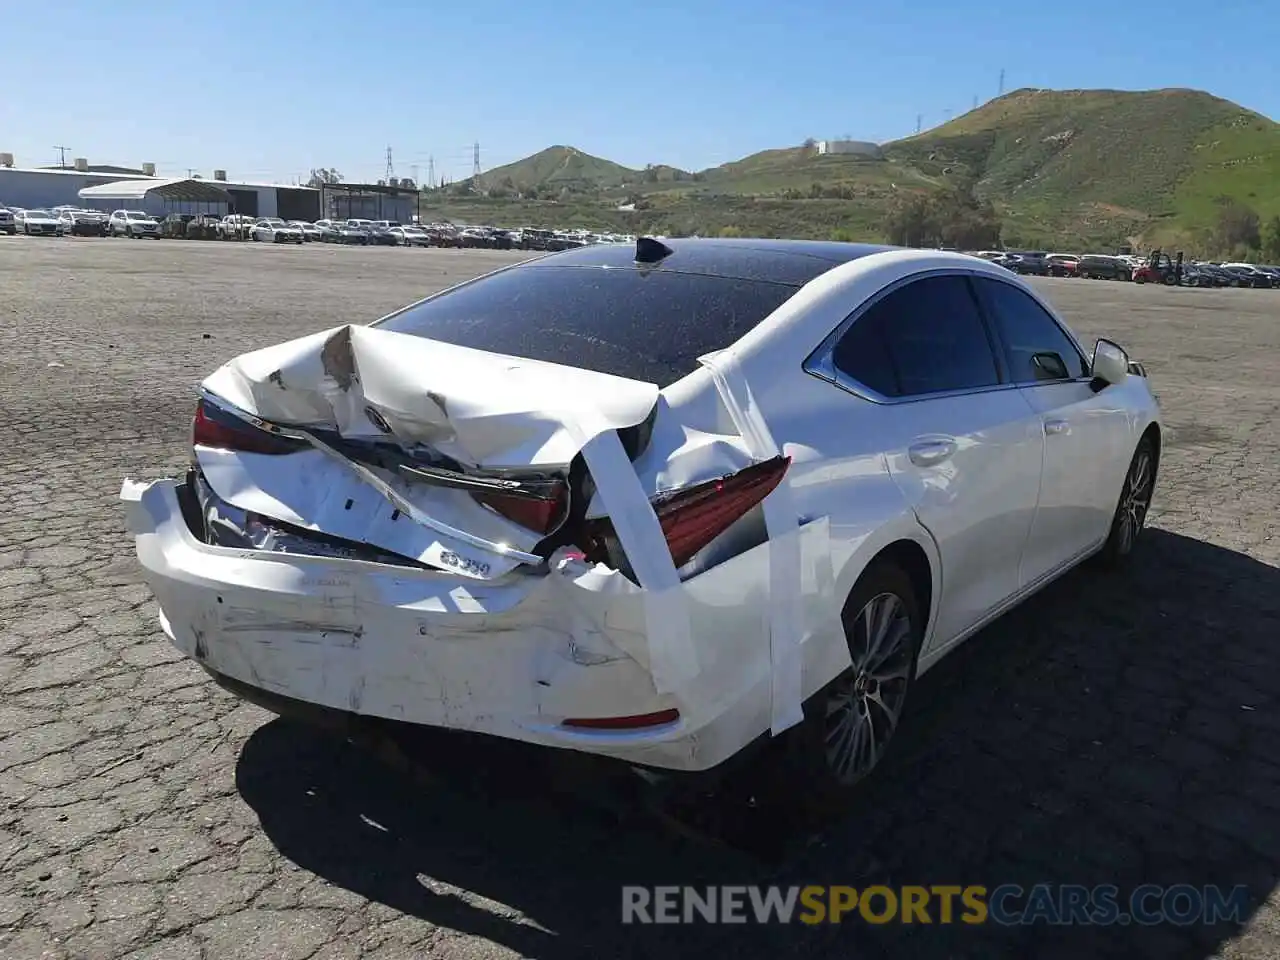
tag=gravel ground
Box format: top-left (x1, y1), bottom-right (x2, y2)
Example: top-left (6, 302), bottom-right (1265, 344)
top-left (1, 237), bottom-right (1278, 960)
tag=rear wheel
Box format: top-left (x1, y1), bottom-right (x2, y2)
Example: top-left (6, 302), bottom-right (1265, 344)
top-left (791, 561), bottom-right (924, 799)
top-left (1097, 436), bottom-right (1156, 566)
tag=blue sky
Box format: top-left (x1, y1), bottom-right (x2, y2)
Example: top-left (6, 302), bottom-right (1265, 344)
top-left (2, 0), bottom-right (1275, 184)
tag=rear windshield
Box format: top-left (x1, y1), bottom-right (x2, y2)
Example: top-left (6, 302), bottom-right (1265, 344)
top-left (374, 264), bottom-right (800, 385)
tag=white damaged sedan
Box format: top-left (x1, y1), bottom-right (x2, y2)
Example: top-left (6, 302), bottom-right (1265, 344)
top-left (122, 238), bottom-right (1161, 791)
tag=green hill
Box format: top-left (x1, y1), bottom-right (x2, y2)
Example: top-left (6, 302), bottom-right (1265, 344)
top-left (481, 145), bottom-right (636, 192)
top-left (887, 87), bottom-right (1280, 248)
top-left (431, 88), bottom-right (1280, 253)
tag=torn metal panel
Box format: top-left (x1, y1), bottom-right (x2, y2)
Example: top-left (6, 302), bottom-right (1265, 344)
top-left (202, 323), bottom-right (660, 466)
top-left (196, 323), bottom-right (665, 582)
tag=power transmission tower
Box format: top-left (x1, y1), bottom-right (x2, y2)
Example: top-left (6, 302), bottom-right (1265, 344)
top-left (53, 145), bottom-right (70, 168)
top-left (472, 142), bottom-right (481, 180)
top-left (427, 155), bottom-right (435, 188)
top-left (384, 146), bottom-right (395, 182)
top-left (972, 94), bottom-right (978, 110)
top-left (916, 114), bottom-right (922, 134)
top-left (998, 68), bottom-right (1005, 96)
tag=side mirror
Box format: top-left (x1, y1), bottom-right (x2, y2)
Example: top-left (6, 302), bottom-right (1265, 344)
top-left (1091, 338), bottom-right (1129, 389)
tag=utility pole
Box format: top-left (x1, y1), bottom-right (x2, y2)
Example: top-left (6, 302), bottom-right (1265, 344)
top-left (472, 142), bottom-right (481, 180)
top-left (972, 94), bottom-right (978, 110)
top-left (427, 155), bottom-right (435, 189)
top-left (53, 145), bottom-right (70, 168)
top-left (915, 114), bottom-right (922, 135)
top-left (998, 68), bottom-right (1005, 96)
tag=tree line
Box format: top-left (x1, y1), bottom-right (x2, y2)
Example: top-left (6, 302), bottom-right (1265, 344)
top-left (881, 180), bottom-right (1002, 250)
top-left (1209, 199), bottom-right (1280, 262)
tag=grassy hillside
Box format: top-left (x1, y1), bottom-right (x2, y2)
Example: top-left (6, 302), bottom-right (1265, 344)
top-left (481, 145), bottom-right (635, 191)
top-left (442, 88), bottom-right (1280, 252)
top-left (889, 87), bottom-right (1280, 247)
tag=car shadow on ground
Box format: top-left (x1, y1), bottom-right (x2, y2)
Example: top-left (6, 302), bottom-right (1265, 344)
top-left (235, 529), bottom-right (1280, 960)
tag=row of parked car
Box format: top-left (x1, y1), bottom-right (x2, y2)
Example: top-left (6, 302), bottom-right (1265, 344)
top-left (0, 203), bottom-right (635, 254)
top-left (974, 249), bottom-right (1280, 289)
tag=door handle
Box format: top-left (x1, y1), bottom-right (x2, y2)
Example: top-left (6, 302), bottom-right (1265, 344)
top-left (1044, 418), bottom-right (1071, 436)
top-left (908, 439), bottom-right (957, 467)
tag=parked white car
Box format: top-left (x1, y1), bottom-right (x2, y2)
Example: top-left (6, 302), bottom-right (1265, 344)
top-left (252, 218), bottom-right (304, 244)
top-left (288, 220), bottom-right (321, 241)
top-left (217, 215), bottom-right (257, 240)
top-left (109, 210), bottom-right (160, 238)
top-left (15, 208), bottom-right (65, 236)
top-left (387, 225), bottom-right (430, 246)
top-left (122, 239), bottom-right (1161, 792)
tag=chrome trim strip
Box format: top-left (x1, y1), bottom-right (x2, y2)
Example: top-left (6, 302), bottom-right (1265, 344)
top-left (196, 388), bottom-right (544, 565)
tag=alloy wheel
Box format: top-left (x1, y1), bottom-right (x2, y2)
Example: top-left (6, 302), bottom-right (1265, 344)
top-left (824, 592), bottom-right (914, 785)
top-left (1117, 446), bottom-right (1154, 553)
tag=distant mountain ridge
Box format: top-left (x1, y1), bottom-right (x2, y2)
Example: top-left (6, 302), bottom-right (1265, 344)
top-left (458, 87), bottom-right (1280, 249)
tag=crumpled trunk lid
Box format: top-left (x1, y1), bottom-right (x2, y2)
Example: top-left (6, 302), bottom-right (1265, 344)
top-left (196, 323), bottom-right (660, 579)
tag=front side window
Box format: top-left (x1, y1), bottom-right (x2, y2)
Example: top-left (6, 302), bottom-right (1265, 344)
top-left (973, 277), bottom-right (1088, 382)
top-left (832, 274), bottom-right (1001, 398)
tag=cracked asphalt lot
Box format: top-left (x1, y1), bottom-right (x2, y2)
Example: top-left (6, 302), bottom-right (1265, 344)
top-left (1, 238), bottom-right (1278, 959)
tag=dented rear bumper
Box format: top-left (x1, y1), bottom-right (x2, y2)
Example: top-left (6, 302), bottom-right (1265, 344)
top-left (121, 476), bottom-right (786, 772)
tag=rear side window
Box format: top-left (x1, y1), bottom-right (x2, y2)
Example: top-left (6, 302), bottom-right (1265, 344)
top-left (374, 265), bottom-right (798, 385)
top-left (973, 277), bottom-right (1088, 382)
top-left (832, 275), bottom-right (1001, 397)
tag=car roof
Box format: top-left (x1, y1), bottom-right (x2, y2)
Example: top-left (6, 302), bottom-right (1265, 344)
top-left (523, 237), bottom-right (898, 287)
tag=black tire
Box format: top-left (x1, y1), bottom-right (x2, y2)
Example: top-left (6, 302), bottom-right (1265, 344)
top-left (787, 559), bottom-right (924, 802)
top-left (1096, 435), bottom-right (1157, 567)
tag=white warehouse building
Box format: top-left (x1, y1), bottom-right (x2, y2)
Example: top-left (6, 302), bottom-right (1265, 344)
top-left (0, 161), bottom-right (158, 210)
top-left (0, 154), bottom-right (323, 220)
top-left (815, 140), bottom-right (883, 158)
top-left (1, 153), bottom-right (419, 222)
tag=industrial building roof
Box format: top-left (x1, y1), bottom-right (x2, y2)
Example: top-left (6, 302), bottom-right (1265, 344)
top-left (77, 178), bottom-right (233, 202)
top-left (0, 166), bottom-right (155, 178)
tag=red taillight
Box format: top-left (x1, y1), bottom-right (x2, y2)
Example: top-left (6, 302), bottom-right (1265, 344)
top-left (192, 399), bottom-right (306, 456)
top-left (562, 708), bottom-right (680, 730)
top-left (580, 455), bottom-right (790, 570)
top-left (474, 489), bottom-right (567, 536)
